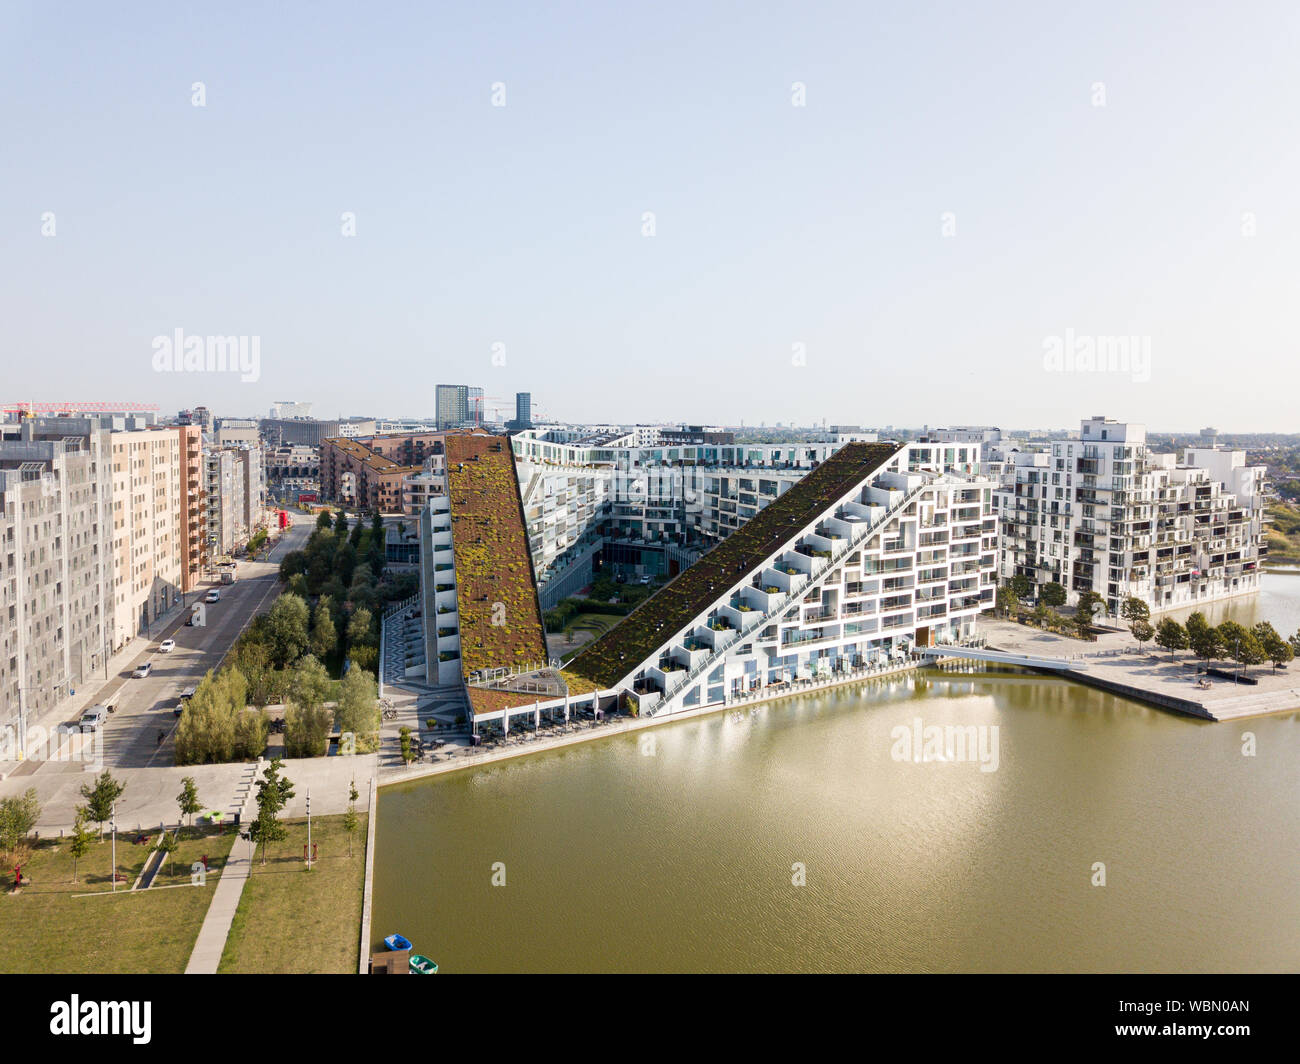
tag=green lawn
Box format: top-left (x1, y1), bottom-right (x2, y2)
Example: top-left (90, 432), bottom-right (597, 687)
top-left (0, 825), bottom-right (237, 974)
top-left (217, 812), bottom-right (367, 973)
top-left (563, 612), bottom-right (621, 640)
top-left (1266, 503), bottom-right (1300, 564)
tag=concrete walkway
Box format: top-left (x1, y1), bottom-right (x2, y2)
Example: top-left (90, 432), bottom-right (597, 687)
top-left (982, 618), bottom-right (1300, 721)
top-left (185, 835), bottom-right (255, 974)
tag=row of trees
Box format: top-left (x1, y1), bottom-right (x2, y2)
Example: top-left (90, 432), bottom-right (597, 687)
top-left (995, 580), bottom-right (1107, 640)
top-left (175, 650), bottom-right (381, 764)
top-left (1135, 612), bottom-right (1296, 675)
top-left (278, 511), bottom-right (416, 669)
top-left (2, 766), bottom-right (364, 882)
top-left (0, 772), bottom-right (129, 883)
top-left (176, 522), bottom-right (392, 763)
top-left (174, 667), bottom-right (268, 765)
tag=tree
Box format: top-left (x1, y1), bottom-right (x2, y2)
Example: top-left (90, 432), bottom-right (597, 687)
top-left (1254, 621), bottom-right (1294, 671)
top-left (1217, 621), bottom-right (1264, 678)
top-left (279, 549), bottom-right (308, 583)
top-left (287, 655), bottom-right (333, 758)
top-left (1075, 591), bottom-right (1105, 627)
top-left (229, 635), bottom-right (278, 707)
top-left (995, 585), bottom-right (1019, 619)
top-left (1071, 611), bottom-right (1094, 640)
top-left (334, 510), bottom-right (349, 534)
top-left (80, 771), bottom-right (125, 839)
top-left (249, 758), bottom-right (295, 865)
top-left (68, 806), bottom-right (93, 883)
top-left (337, 543), bottom-right (358, 587)
top-left (1120, 597), bottom-right (1150, 625)
top-left (1031, 602), bottom-right (1051, 629)
top-left (315, 510), bottom-right (333, 532)
top-left (174, 667), bottom-right (248, 765)
top-left (310, 602), bottom-right (337, 661)
top-left (177, 777), bottom-right (202, 827)
top-left (1154, 618), bottom-right (1188, 659)
top-left (347, 607), bottom-right (375, 649)
top-left (1185, 612), bottom-right (1210, 656)
top-left (290, 654), bottom-right (332, 709)
top-left (337, 667), bottom-right (380, 748)
top-left (285, 704), bottom-right (332, 758)
top-left (1010, 574), bottom-right (1034, 601)
top-left (1130, 618), bottom-right (1154, 650)
top-left (233, 706), bottom-right (269, 761)
top-left (1040, 581), bottom-right (1067, 607)
top-left (0, 788), bottom-right (40, 855)
top-left (343, 780), bottom-right (360, 858)
top-left (265, 593), bottom-right (311, 668)
top-left (349, 645), bottom-right (378, 673)
top-left (157, 831), bottom-right (178, 878)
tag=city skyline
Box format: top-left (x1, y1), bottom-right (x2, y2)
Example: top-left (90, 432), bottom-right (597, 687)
top-left (4, 2), bottom-right (1298, 432)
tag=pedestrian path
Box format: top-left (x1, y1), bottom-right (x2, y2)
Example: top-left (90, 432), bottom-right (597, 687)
top-left (185, 837), bottom-right (255, 974)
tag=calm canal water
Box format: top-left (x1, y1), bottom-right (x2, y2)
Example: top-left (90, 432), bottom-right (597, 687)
top-left (373, 577), bottom-right (1300, 973)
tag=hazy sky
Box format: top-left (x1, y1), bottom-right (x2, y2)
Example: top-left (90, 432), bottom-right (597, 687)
top-left (3, 2), bottom-right (1297, 432)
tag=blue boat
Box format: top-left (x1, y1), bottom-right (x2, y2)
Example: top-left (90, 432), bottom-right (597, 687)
top-left (384, 933), bottom-right (412, 951)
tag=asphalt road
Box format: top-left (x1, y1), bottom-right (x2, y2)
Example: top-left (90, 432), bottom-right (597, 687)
top-left (28, 515), bottom-right (312, 775)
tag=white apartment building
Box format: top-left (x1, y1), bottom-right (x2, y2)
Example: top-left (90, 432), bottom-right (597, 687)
top-left (464, 441), bottom-right (999, 726)
top-left (997, 416), bottom-right (1265, 616)
top-left (0, 438), bottom-right (107, 751)
top-left (109, 427), bottom-right (184, 644)
top-left (510, 428), bottom-right (891, 605)
top-left (205, 449), bottom-right (246, 559)
top-left (269, 401), bottom-right (313, 420)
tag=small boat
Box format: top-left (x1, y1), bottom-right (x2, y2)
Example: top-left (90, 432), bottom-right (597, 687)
top-left (383, 933), bottom-right (412, 951)
top-left (409, 953), bottom-right (439, 975)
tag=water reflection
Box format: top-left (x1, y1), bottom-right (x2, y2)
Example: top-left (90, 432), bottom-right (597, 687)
top-left (374, 658), bottom-right (1299, 973)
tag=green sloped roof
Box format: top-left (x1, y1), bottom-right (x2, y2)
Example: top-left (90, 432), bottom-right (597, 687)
top-left (566, 441), bottom-right (901, 688)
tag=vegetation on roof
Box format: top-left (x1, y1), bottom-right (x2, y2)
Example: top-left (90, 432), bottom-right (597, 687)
top-left (445, 434), bottom-right (548, 680)
top-left (565, 442), bottom-right (901, 688)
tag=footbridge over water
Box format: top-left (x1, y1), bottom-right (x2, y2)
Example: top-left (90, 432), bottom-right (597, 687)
top-left (920, 645), bottom-right (1074, 671)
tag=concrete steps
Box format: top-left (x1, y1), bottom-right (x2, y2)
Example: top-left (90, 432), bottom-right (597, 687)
top-left (231, 761), bottom-right (261, 821)
top-left (1206, 689), bottom-right (1300, 721)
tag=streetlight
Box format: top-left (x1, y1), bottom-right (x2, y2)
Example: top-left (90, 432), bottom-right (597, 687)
top-left (306, 789), bottom-right (312, 870)
top-left (110, 802), bottom-right (117, 892)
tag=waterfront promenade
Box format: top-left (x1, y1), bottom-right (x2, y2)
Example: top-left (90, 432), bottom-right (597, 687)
top-left (982, 619), bottom-right (1300, 721)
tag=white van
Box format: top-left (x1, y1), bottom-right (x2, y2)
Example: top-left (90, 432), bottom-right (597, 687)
top-left (79, 705), bottom-right (109, 732)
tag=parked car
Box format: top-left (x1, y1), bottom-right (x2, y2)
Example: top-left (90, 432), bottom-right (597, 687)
top-left (79, 705), bottom-right (109, 732)
top-left (133, 661), bottom-right (153, 678)
top-left (158, 638), bottom-right (176, 653)
top-left (204, 589), bottom-right (220, 604)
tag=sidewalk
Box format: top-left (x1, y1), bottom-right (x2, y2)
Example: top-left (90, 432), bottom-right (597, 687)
top-left (0, 596), bottom-right (202, 780)
top-left (186, 834), bottom-right (256, 974)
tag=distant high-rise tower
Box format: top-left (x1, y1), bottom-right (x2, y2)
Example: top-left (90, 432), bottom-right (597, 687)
top-left (436, 384), bottom-right (472, 430)
top-left (507, 392), bottom-right (533, 432)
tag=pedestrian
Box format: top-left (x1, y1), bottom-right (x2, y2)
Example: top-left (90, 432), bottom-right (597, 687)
top-left (157, 729), bottom-right (165, 747)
